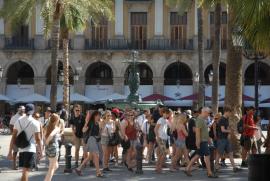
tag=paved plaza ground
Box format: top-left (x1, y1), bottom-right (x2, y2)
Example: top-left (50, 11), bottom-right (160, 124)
top-left (0, 134), bottom-right (248, 181)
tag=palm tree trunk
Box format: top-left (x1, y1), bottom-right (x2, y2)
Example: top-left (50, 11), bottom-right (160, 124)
top-left (198, 7), bottom-right (205, 108)
top-left (62, 29), bottom-right (70, 114)
top-left (50, 1), bottom-right (61, 111)
top-left (225, 6), bottom-right (243, 157)
top-left (211, 2), bottom-right (221, 114)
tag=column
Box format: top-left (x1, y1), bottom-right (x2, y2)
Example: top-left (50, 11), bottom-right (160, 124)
top-left (0, 77), bottom-right (7, 95)
top-left (115, 0), bottom-right (124, 37)
top-left (193, 0), bottom-right (198, 49)
top-left (73, 31), bottom-right (85, 49)
top-left (35, 4), bottom-right (46, 49)
top-left (74, 76), bottom-right (85, 95)
top-left (0, 0), bottom-right (4, 49)
top-left (113, 77), bottom-right (125, 94)
top-left (34, 77), bottom-right (46, 95)
top-left (154, 0), bottom-right (163, 37)
top-left (153, 77), bottom-right (164, 94)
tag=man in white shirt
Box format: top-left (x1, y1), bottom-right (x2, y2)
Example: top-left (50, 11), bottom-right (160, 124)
top-left (9, 105), bottom-right (25, 170)
top-left (137, 109), bottom-right (150, 131)
top-left (7, 104), bottom-right (42, 181)
top-left (154, 108), bottom-right (170, 173)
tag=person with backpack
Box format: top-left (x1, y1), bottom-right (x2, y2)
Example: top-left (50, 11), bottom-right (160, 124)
top-left (7, 104), bottom-right (42, 181)
top-left (44, 113), bottom-right (61, 181)
top-left (75, 111), bottom-right (104, 177)
top-left (240, 106), bottom-right (258, 167)
top-left (215, 107), bottom-right (241, 173)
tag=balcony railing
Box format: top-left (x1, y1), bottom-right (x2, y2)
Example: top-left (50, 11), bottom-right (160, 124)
top-left (85, 39), bottom-right (194, 50)
top-left (47, 39), bottom-right (73, 50)
top-left (4, 37), bottom-right (34, 49)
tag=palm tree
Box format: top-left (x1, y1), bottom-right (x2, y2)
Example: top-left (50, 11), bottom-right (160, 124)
top-left (233, 0), bottom-right (270, 55)
top-left (58, 0), bottom-right (112, 113)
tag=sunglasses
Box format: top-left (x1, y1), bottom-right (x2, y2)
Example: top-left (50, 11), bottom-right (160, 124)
top-left (75, 110), bottom-right (81, 112)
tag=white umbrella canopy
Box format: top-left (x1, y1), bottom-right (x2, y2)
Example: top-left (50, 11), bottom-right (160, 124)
top-left (16, 93), bottom-right (50, 103)
top-left (96, 93), bottom-right (127, 102)
top-left (57, 93), bottom-right (94, 103)
top-left (0, 94), bottom-right (11, 102)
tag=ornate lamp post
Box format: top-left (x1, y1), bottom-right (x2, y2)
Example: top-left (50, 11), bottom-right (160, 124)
top-left (194, 70), bottom-right (213, 107)
top-left (0, 66), bottom-right (3, 80)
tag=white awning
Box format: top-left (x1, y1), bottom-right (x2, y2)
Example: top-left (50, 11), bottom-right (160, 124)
top-left (57, 93), bottom-right (94, 103)
top-left (96, 93), bottom-right (127, 102)
top-left (0, 94), bottom-right (11, 102)
top-left (16, 93), bottom-right (50, 103)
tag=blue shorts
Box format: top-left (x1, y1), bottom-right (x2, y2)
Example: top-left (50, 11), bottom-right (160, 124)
top-left (217, 139), bottom-right (232, 154)
top-left (175, 139), bottom-right (186, 149)
top-left (196, 142), bottom-right (210, 157)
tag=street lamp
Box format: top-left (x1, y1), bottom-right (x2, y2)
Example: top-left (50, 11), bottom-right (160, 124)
top-left (194, 70), bottom-right (213, 106)
top-left (0, 66), bottom-right (3, 79)
top-left (17, 78), bottom-right (22, 87)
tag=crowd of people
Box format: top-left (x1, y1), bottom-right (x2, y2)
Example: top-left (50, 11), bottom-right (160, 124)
top-left (5, 103), bottom-right (270, 181)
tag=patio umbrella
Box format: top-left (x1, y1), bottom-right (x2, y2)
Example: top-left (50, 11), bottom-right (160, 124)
top-left (142, 94), bottom-right (174, 101)
top-left (16, 93), bottom-right (50, 103)
top-left (57, 93), bottom-right (94, 103)
top-left (260, 98), bottom-right (270, 104)
top-left (97, 93), bottom-right (127, 102)
top-left (219, 94), bottom-right (255, 101)
top-left (179, 93), bottom-right (211, 101)
top-left (0, 94), bottom-right (11, 102)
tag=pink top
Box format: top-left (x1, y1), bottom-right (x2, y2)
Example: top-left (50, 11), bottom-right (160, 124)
top-left (178, 129), bottom-right (186, 141)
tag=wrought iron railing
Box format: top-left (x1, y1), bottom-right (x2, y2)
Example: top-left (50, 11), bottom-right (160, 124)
top-left (4, 37), bottom-right (34, 49)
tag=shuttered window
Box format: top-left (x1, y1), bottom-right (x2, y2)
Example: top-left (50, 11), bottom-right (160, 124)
top-left (170, 12), bottom-right (187, 49)
top-left (130, 12), bottom-right (147, 49)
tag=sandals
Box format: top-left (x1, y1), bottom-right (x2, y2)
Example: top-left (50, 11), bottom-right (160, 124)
top-left (207, 173), bottom-right (218, 178)
top-left (96, 173), bottom-right (105, 178)
top-left (184, 170), bottom-right (192, 177)
top-left (74, 168), bottom-right (82, 176)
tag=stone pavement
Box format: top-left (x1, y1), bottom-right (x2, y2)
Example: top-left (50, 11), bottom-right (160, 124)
top-left (0, 134), bottom-right (248, 181)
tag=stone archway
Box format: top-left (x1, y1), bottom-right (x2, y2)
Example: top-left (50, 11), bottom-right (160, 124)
top-left (85, 62), bottom-right (113, 85)
top-left (46, 62), bottom-right (74, 85)
top-left (124, 63), bottom-right (153, 85)
top-left (204, 62), bottom-right (226, 85)
top-left (164, 62), bottom-right (193, 85)
top-left (244, 62), bottom-right (270, 85)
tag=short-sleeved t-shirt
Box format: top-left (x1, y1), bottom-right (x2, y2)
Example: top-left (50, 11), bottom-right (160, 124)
top-left (196, 117), bottom-right (209, 142)
top-left (70, 115), bottom-right (85, 138)
top-left (157, 117), bottom-right (168, 140)
top-left (14, 115), bottom-right (40, 153)
top-left (217, 116), bottom-right (229, 139)
top-left (243, 114), bottom-right (256, 137)
top-left (10, 113), bottom-right (25, 126)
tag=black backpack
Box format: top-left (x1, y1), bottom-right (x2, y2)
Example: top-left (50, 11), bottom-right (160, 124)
top-left (237, 116), bottom-right (247, 134)
top-left (15, 120), bottom-right (33, 149)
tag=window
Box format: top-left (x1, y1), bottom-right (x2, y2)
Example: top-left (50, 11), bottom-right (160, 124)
top-left (170, 12), bottom-right (187, 49)
top-left (12, 25), bottom-right (29, 47)
top-left (209, 11), bottom-right (228, 49)
top-left (91, 17), bottom-right (108, 49)
top-left (130, 12), bottom-right (147, 49)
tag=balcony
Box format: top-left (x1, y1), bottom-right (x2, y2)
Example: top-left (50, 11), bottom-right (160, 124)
top-left (85, 39), bottom-right (194, 51)
top-left (47, 39), bottom-right (73, 50)
top-left (4, 37), bottom-right (34, 50)
top-left (206, 39), bottom-right (227, 50)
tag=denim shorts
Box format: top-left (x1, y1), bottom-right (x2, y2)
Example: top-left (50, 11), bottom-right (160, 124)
top-left (196, 142), bottom-right (210, 157)
top-left (217, 139), bottom-right (232, 154)
top-left (175, 139), bottom-right (186, 149)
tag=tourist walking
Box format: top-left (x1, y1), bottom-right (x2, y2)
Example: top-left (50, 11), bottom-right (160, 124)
top-left (154, 108), bottom-right (170, 173)
top-left (44, 113), bottom-right (61, 181)
top-left (75, 111), bottom-right (104, 177)
top-left (69, 104), bottom-right (86, 167)
top-left (7, 104), bottom-right (42, 181)
top-left (184, 107), bottom-right (217, 178)
top-left (9, 105), bottom-right (25, 170)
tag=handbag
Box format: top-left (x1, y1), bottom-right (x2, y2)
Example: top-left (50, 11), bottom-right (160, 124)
top-left (107, 127), bottom-right (121, 146)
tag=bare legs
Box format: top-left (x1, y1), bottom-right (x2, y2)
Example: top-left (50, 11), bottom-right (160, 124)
top-left (21, 168), bottom-right (29, 181)
top-left (44, 157), bottom-right (59, 181)
top-left (102, 145), bottom-right (112, 169)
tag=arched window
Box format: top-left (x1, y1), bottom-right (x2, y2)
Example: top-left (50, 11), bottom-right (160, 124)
top-left (164, 62), bottom-right (192, 85)
top-left (124, 63), bottom-right (153, 85)
top-left (245, 62), bottom-right (270, 85)
top-left (204, 63), bottom-right (226, 85)
top-left (7, 61), bottom-right (34, 84)
top-left (46, 62), bottom-right (74, 84)
top-left (85, 62), bottom-right (113, 85)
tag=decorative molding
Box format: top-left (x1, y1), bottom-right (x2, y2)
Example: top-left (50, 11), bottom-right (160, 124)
top-left (4, 51), bottom-right (33, 60)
